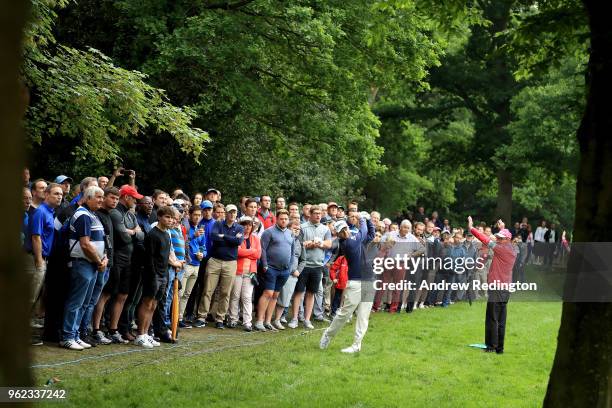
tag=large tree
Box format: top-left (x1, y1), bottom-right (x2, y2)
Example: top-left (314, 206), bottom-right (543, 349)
top-left (543, 0), bottom-right (612, 405)
top-left (0, 0), bottom-right (33, 392)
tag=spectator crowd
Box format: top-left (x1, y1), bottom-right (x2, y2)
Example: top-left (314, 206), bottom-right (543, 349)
top-left (22, 167), bottom-right (570, 351)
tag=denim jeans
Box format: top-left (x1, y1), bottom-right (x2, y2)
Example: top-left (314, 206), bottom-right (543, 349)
top-left (442, 273), bottom-right (458, 306)
top-left (63, 258), bottom-right (98, 341)
top-left (455, 272), bottom-right (467, 301)
top-left (80, 267), bottom-right (110, 334)
top-left (164, 268), bottom-right (185, 327)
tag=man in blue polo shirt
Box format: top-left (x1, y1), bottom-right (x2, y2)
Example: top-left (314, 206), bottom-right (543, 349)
top-left (193, 204), bottom-right (244, 329)
top-left (24, 183), bottom-right (63, 309)
top-left (61, 186), bottom-right (108, 351)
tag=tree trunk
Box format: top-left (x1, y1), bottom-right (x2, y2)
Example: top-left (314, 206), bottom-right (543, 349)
top-left (544, 1), bottom-right (612, 406)
top-left (494, 168), bottom-right (512, 223)
top-left (0, 0), bottom-right (32, 394)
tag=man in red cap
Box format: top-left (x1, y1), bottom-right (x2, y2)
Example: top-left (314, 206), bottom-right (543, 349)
top-left (468, 216), bottom-right (516, 354)
top-left (94, 184), bottom-right (144, 344)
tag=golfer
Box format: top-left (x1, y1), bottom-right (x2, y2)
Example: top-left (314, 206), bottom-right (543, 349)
top-left (468, 216), bottom-right (516, 354)
top-left (320, 214), bottom-right (375, 353)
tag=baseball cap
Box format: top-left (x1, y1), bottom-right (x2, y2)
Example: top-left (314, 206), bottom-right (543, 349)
top-left (119, 185), bottom-right (143, 199)
top-left (200, 200), bottom-right (213, 209)
top-left (172, 203), bottom-right (184, 213)
top-left (54, 175), bottom-right (73, 184)
top-left (327, 201), bottom-right (338, 208)
top-left (226, 204), bottom-right (238, 213)
top-left (321, 215), bottom-right (333, 224)
top-left (206, 188), bottom-right (219, 195)
top-left (239, 215), bottom-right (253, 224)
top-left (334, 220), bottom-right (349, 233)
top-left (359, 211), bottom-right (371, 221)
top-left (495, 229), bottom-right (512, 239)
top-left (432, 226), bottom-right (441, 231)
top-left (337, 205), bottom-right (345, 211)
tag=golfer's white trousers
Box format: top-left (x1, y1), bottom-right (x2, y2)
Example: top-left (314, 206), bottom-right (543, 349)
top-left (325, 280), bottom-right (373, 347)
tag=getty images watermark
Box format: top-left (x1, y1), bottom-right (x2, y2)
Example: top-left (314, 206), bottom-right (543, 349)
top-left (371, 254), bottom-right (538, 293)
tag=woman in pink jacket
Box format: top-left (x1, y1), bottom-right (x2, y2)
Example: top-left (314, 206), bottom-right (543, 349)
top-left (228, 216), bottom-right (261, 331)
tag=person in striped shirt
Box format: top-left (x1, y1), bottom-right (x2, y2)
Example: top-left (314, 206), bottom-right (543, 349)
top-left (158, 207), bottom-right (187, 342)
top-left (61, 186), bottom-right (107, 351)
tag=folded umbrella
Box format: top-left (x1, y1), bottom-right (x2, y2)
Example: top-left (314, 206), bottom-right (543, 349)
top-left (171, 276), bottom-right (179, 341)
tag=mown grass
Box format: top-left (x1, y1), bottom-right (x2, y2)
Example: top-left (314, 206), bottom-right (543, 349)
top-left (33, 298), bottom-right (561, 408)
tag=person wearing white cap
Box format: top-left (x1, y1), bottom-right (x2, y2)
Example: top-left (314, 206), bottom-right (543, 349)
top-left (320, 213), bottom-right (375, 353)
top-left (228, 215), bottom-right (261, 331)
top-left (468, 216), bottom-right (517, 354)
top-left (193, 203), bottom-right (244, 329)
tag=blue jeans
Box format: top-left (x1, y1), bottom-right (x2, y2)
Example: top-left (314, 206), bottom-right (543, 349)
top-left (79, 267), bottom-right (110, 334)
top-left (442, 273), bottom-right (458, 306)
top-left (164, 268), bottom-right (185, 327)
top-left (63, 258), bottom-right (98, 341)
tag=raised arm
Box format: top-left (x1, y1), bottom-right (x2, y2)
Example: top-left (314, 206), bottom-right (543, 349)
top-left (468, 216), bottom-right (491, 246)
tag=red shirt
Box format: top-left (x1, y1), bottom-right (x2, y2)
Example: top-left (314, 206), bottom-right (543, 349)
top-left (470, 228), bottom-right (516, 284)
top-left (236, 234), bottom-right (261, 275)
top-left (257, 209), bottom-right (276, 230)
top-left (329, 256), bottom-right (349, 290)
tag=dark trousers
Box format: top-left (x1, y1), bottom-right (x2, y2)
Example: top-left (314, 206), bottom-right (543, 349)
top-left (331, 289), bottom-right (343, 315)
top-left (485, 290), bottom-right (510, 352)
top-left (183, 257), bottom-right (209, 321)
top-left (43, 255), bottom-right (71, 342)
top-left (544, 243), bottom-right (556, 267)
top-left (118, 261), bottom-right (143, 335)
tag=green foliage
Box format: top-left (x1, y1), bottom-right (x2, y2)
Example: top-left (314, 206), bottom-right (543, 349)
top-left (504, 0), bottom-right (588, 79)
top-left (504, 55), bottom-right (585, 227)
top-left (24, 0), bottom-right (586, 230)
top-left (42, 0), bottom-right (443, 202)
top-left (23, 0), bottom-right (208, 167)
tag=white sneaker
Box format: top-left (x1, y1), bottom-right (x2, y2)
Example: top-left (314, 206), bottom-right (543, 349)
top-left (303, 320), bottom-right (314, 330)
top-left (147, 335), bottom-right (161, 347)
top-left (93, 330), bottom-right (112, 345)
top-left (419, 303), bottom-right (425, 309)
top-left (60, 340), bottom-right (84, 351)
top-left (319, 331), bottom-right (331, 350)
top-left (280, 317), bottom-right (288, 324)
top-left (254, 322), bottom-right (267, 332)
top-left (272, 320), bottom-right (285, 330)
top-left (287, 319), bottom-right (298, 329)
top-left (264, 322), bottom-right (278, 332)
top-left (133, 335), bottom-right (153, 348)
top-left (110, 332), bottom-right (129, 344)
top-left (341, 344), bottom-right (361, 354)
top-left (75, 339), bottom-right (92, 349)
